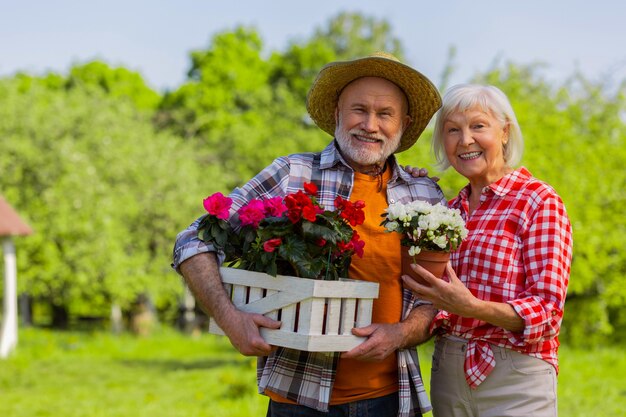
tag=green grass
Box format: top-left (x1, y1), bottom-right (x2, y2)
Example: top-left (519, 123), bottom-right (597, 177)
top-left (0, 328), bottom-right (268, 417)
top-left (1, 328), bottom-right (625, 416)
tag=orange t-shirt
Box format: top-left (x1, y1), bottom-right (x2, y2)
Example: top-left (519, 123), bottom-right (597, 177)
top-left (266, 167), bottom-right (402, 405)
top-left (330, 168), bottom-right (402, 404)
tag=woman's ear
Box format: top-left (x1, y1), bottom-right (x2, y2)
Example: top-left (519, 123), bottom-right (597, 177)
top-left (502, 123), bottom-right (510, 145)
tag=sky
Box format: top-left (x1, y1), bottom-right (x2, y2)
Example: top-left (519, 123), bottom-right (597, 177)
top-left (2, 1), bottom-right (625, 93)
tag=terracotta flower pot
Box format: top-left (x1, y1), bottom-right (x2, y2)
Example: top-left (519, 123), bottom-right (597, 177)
top-left (401, 247), bottom-right (450, 286)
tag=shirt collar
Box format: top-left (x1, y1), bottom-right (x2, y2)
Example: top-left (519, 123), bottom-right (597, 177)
top-left (488, 167), bottom-right (532, 197)
top-left (320, 140), bottom-right (349, 170)
top-left (456, 167), bottom-right (532, 201)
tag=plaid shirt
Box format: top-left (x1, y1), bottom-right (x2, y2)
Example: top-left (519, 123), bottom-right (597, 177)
top-left (173, 141), bottom-right (445, 416)
top-left (430, 167), bottom-right (573, 388)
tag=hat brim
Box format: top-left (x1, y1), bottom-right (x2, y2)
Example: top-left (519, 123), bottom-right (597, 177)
top-left (306, 55), bottom-right (442, 153)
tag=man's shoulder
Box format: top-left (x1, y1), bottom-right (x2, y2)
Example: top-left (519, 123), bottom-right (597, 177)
top-left (390, 171), bottom-right (445, 204)
top-left (279, 144), bottom-right (338, 170)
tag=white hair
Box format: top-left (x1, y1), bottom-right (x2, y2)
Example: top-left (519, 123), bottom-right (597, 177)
top-left (432, 84), bottom-right (524, 170)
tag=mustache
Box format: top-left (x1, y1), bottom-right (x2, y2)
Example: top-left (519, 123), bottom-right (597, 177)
top-left (348, 129), bottom-right (386, 141)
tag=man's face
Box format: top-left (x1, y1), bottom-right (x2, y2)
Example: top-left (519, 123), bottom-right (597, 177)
top-left (334, 77), bottom-right (411, 168)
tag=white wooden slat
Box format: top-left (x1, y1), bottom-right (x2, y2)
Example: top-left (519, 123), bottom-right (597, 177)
top-left (237, 291), bottom-right (308, 315)
top-left (220, 268), bottom-right (379, 298)
top-left (325, 298), bottom-right (341, 335)
top-left (231, 285), bottom-right (247, 307)
top-left (355, 299), bottom-right (374, 328)
top-left (340, 298), bottom-right (356, 335)
top-left (265, 289), bottom-right (278, 320)
top-left (280, 304), bottom-right (297, 332)
top-left (297, 299), bottom-right (313, 335)
top-left (248, 287), bottom-right (263, 303)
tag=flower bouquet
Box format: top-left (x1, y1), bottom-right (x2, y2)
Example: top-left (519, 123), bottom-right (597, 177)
top-left (198, 182), bottom-right (366, 280)
top-left (196, 183), bottom-right (378, 352)
top-left (380, 200), bottom-right (468, 285)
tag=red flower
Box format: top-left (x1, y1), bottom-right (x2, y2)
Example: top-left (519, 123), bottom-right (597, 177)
top-left (334, 196), bottom-right (366, 226)
top-left (316, 238), bottom-right (327, 247)
top-left (237, 199), bottom-right (266, 228)
top-left (302, 205), bottom-right (318, 222)
top-left (263, 238), bottom-right (282, 253)
top-left (336, 240), bottom-right (353, 255)
top-left (203, 192), bottom-right (232, 220)
top-left (303, 182), bottom-right (318, 197)
top-left (285, 190), bottom-right (323, 224)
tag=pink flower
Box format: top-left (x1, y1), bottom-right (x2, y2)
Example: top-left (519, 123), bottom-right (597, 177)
top-left (203, 192), bottom-right (232, 220)
top-left (263, 238), bottom-right (282, 253)
top-left (263, 197), bottom-right (288, 217)
top-left (351, 230), bottom-right (365, 258)
top-left (238, 199), bottom-right (266, 228)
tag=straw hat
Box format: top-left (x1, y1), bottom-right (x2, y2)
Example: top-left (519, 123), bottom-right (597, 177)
top-left (306, 52), bottom-right (441, 153)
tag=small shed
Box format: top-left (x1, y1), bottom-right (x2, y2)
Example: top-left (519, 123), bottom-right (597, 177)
top-left (0, 196), bottom-right (33, 358)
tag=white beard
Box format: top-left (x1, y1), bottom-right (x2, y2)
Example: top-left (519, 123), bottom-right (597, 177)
top-left (335, 116), bottom-right (402, 166)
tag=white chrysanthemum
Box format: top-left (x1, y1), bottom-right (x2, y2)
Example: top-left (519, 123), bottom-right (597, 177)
top-left (433, 235), bottom-right (448, 249)
top-left (408, 245), bottom-right (421, 256)
top-left (385, 221), bottom-right (399, 232)
top-left (383, 200), bottom-right (468, 252)
top-left (418, 213), bottom-right (441, 231)
top-left (386, 203), bottom-right (407, 221)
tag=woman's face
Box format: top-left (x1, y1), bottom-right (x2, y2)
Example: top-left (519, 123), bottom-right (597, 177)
top-left (442, 106), bottom-right (509, 187)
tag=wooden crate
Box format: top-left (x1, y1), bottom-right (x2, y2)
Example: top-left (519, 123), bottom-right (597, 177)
top-left (208, 267), bottom-right (380, 352)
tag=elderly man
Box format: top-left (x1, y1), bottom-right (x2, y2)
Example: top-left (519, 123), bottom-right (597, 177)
top-left (173, 52), bottom-right (443, 417)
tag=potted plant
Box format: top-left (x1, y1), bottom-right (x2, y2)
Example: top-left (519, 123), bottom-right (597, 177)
top-left (380, 200), bottom-right (468, 285)
top-left (196, 183), bottom-right (379, 351)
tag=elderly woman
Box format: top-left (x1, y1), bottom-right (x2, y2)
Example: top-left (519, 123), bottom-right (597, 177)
top-left (404, 84), bottom-right (573, 417)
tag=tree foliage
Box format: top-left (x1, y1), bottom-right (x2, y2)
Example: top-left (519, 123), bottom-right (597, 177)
top-left (0, 69), bottom-right (209, 324)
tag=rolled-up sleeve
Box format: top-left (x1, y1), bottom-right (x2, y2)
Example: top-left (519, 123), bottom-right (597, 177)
top-left (507, 193), bottom-right (573, 344)
top-left (171, 217), bottom-right (226, 274)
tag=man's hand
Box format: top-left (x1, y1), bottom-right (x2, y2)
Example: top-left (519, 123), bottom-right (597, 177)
top-left (341, 323), bottom-right (404, 362)
top-left (221, 310), bottom-right (281, 357)
top-left (180, 253), bottom-right (281, 357)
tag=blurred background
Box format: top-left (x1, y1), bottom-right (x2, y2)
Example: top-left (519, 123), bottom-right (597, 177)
top-left (1, 1), bottom-right (625, 416)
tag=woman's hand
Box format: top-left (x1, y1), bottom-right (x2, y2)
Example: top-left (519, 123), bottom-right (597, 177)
top-left (402, 262), bottom-right (525, 332)
top-left (402, 262), bottom-right (477, 317)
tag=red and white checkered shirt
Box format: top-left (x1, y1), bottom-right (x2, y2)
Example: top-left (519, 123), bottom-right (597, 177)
top-left (430, 167), bottom-right (573, 388)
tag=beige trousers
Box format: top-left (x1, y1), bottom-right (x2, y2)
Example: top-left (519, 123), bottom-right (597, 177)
top-left (430, 337), bottom-right (557, 417)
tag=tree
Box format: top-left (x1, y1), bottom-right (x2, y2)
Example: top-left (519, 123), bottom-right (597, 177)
top-left (67, 61), bottom-right (161, 110)
top-left (157, 26), bottom-right (324, 190)
top-left (0, 71), bottom-right (210, 327)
